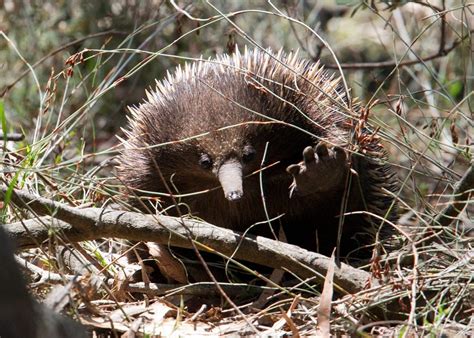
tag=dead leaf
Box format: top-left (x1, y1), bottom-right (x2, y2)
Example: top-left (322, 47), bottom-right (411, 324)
top-left (316, 249), bottom-right (335, 336)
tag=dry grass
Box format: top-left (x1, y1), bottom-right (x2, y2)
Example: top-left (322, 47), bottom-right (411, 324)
top-left (1, 1), bottom-right (472, 336)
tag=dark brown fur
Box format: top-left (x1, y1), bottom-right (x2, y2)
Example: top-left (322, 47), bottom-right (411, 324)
top-left (118, 48), bottom-right (398, 259)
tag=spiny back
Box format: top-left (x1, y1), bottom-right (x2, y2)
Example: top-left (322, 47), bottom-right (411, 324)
top-left (121, 47), bottom-right (352, 152)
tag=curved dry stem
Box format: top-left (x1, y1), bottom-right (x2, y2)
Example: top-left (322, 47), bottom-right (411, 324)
top-left (433, 161), bottom-right (474, 228)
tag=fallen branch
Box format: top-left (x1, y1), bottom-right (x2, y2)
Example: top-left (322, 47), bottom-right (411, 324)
top-left (1, 187), bottom-right (373, 295)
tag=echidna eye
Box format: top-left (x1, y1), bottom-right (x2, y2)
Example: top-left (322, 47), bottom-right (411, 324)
top-left (199, 153), bottom-right (213, 169)
top-left (242, 145), bottom-right (256, 163)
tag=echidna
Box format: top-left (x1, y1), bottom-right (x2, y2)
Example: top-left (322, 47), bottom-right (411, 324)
top-left (117, 47), bottom-right (398, 260)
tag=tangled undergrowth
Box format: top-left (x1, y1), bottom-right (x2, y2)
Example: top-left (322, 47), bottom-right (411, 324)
top-left (1, 1), bottom-right (472, 336)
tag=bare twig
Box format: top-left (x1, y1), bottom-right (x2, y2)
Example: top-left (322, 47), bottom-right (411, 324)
top-left (433, 161), bottom-right (474, 227)
top-left (0, 132), bottom-right (24, 142)
top-left (438, 0), bottom-right (447, 54)
top-left (15, 256), bottom-right (70, 284)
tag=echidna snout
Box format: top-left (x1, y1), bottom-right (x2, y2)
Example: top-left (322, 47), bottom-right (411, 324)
top-left (217, 158), bottom-right (243, 201)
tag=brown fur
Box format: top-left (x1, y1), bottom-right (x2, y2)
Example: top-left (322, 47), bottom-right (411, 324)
top-left (117, 48), bottom-right (398, 259)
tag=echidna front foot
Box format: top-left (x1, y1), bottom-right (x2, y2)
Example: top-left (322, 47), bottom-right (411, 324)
top-left (287, 142), bottom-right (349, 197)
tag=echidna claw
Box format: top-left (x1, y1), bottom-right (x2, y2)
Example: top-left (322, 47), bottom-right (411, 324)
top-left (315, 142), bottom-right (329, 158)
top-left (303, 146), bottom-right (316, 163)
top-left (286, 163), bottom-right (301, 176)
